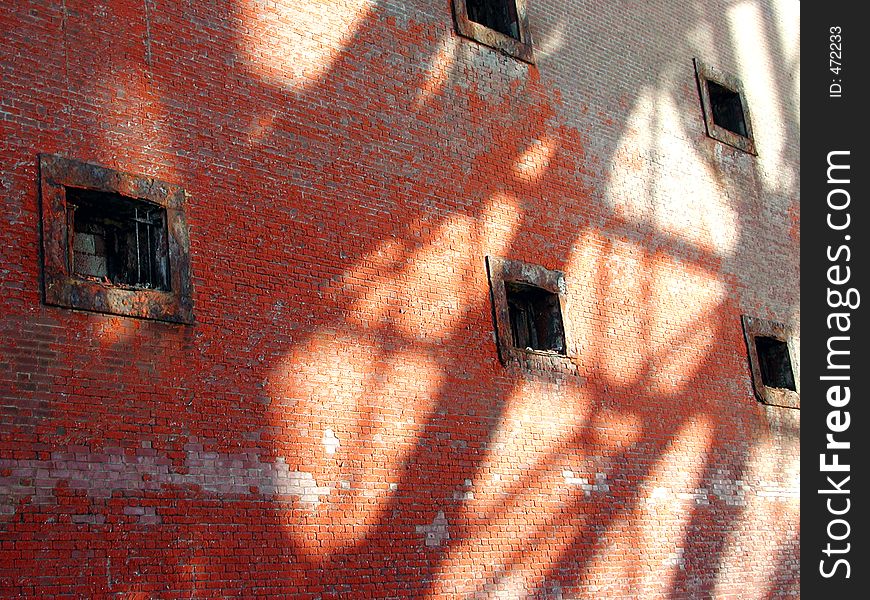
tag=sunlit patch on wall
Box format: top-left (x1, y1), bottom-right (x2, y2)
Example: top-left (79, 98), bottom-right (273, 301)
top-left (478, 192), bottom-right (524, 257)
top-left (565, 235), bottom-right (725, 394)
top-left (344, 196), bottom-right (522, 340)
top-left (268, 332), bottom-right (366, 416)
top-left (728, 2), bottom-right (790, 192)
top-left (270, 335), bottom-right (441, 433)
top-left (267, 332), bottom-right (446, 551)
top-left (414, 35), bottom-right (459, 109)
top-left (513, 136), bottom-right (557, 183)
top-left (237, 0), bottom-right (375, 91)
top-left (603, 88), bottom-right (656, 223)
top-left (686, 22), bottom-right (717, 65)
top-left (480, 378), bottom-right (593, 496)
top-left (529, 19), bottom-right (566, 61)
top-left (635, 416), bottom-right (715, 595)
top-left (593, 243), bottom-right (652, 387)
top-left (651, 95), bottom-right (741, 256)
top-left (343, 214), bottom-right (475, 338)
top-left (647, 260), bottom-right (726, 394)
top-left (604, 89), bottom-right (741, 258)
top-left (93, 316), bottom-right (137, 348)
top-left (245, 108), bottom-right (280, 145)
top-left (706, 445), bottom-right (799, 598)
top-left (588, 410), bottom-right (643, 454)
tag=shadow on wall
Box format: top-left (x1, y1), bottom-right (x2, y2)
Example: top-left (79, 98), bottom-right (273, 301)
top-left (0, 0), bottom-right (799, 597)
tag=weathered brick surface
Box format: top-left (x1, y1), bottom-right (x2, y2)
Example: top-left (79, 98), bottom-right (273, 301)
top-left (1, 0), bottom-right (799, 598)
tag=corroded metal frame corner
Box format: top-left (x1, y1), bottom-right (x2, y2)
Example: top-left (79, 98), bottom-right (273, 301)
top-left (452, 0), bottom-right (535, 64)
top-left (694, 58), bottom-right (757, 155)
top-left (38, 154), bottom-right (195, 324)
top-left (485, 255), bottom-right (577, 370)
top-left (741, 315), bottom-right (799, 409)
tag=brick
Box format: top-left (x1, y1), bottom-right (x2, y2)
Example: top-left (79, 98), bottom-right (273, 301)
top-left (0, 0), bottom-right (799, 598)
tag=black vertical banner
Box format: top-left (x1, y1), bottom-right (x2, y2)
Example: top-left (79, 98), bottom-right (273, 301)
top-left (803, 3), bottom-right (869, 596)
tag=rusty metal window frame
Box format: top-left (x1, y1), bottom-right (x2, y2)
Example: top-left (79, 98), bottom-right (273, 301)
top-left (741, 315), bottom-right (799, 409)
top-left (694, 58), bottom-right (756, 155)
top-left (38, 154), bottom-right (194, 324)
top-left (452, 0), bottom-right (535, 64)
top-left (486, 256), bottom-right (577, 370)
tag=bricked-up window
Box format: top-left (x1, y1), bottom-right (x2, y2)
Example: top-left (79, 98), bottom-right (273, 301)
top-left (694, 59), bottom-right (756, 155)
top-left (39, 154), bottom-right (194, 324)
top-left (741, 316), bottom-right (799, 409)
top-left (452, 0), bottom-right (534, 63)
top-left (487, 256), bottom-right (575, 368)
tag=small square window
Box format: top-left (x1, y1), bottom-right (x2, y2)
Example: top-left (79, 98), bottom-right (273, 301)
top-left (452, 0), bottom-right (534, 63)
top-left (505, 281), bottom-right (565, 353)
top-left (486, 256), bottom-right (575, 368)
top-left (707, 80), bottom-right (748, 138)
top-left (741, 316), bottom-right (799, 408)
top-left (467, 0), bottom-right (520, 39)
top-left (39, 154), bottom-right (194, 324)
top-left (694, 59), bottom-right (756, 154)
top-left (754, 336), bottom-right (796, 391)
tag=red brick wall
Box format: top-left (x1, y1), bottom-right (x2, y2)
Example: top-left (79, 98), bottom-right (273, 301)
top-left (0, 1), bottom-right (800, 597)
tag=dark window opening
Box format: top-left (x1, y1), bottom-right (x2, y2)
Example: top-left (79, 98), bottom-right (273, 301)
top-left (707, 80), bottom-right (747, 137)
top-left (66, 188), bottom-right (170, 291)
top-left (505, 281), bottom-right (565, 354)
top-left (466, 0), bottom-right (520, 40)
top-left (755, 336), bottom-right (796, 391)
